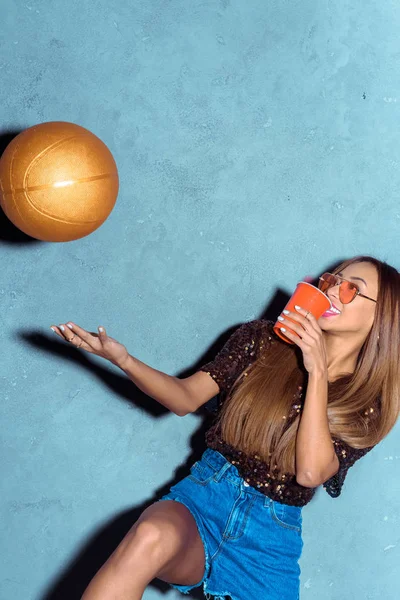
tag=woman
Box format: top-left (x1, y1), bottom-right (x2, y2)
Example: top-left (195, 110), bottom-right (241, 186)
top-left (51, 255), bottom-right (400, 600)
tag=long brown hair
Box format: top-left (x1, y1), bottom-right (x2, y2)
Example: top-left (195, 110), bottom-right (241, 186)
top-left (216, 256), bottom-right (400, 474)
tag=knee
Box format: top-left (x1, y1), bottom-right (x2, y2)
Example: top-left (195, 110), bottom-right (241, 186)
top-left (130, 520), bottom-right (164, 549)
top-left (112, 520), bottom-right (165, 567)
top-left (80, 522), bottom-right (168, 597)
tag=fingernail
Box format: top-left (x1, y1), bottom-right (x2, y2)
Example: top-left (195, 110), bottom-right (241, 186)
top-left (50, 327), bottom-right (56, 333)
top-left (283, 310), bottom-right (289, 315)
top-left (99, 327), bottom-right (104, 332)
top-left (294, 305), bottom-right (301, 311)
top-left (59, 325), bottom-right (65, 331)
top-left (277, 316), bottom-right (285, 322)
top-left (67, 323), bottom-right (73, 329)
top-left (280, 327), bottom-right (286, 332)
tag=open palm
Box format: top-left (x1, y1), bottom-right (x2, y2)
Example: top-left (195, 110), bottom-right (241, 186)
top-left (50, 322), bottom-right (129, 368)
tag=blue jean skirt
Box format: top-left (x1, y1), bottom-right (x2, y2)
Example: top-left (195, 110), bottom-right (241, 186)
top-left (158, 448), bottom-right (304, 600)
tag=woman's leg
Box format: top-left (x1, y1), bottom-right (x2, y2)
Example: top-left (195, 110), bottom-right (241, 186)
top-left (81, 500), bottom-right (206, 600)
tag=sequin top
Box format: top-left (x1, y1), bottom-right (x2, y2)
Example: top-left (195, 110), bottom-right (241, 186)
top-left (199, 319), bottom-right (377, 507)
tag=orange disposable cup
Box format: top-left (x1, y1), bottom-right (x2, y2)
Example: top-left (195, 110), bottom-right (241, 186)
top-left (273, 282), bottom-right (332, 344)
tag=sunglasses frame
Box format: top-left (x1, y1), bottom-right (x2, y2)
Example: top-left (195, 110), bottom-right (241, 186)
top-left (318, 272), bottom-right (377, 305)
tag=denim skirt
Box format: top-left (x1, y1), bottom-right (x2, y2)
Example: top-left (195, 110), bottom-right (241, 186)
top-left (158, 448), bottom-right (304, 600)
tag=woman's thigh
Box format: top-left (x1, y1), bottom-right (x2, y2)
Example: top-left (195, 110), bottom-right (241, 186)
top-left (81, 500), bottom-right (207, 599)
top-left (134, 499), bottom-right (206, 586)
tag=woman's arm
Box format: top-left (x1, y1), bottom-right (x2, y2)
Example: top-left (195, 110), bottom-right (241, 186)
top-left (51, 321), bottom-right (220, 417)
top-left (117, 354), bottom-right (220, 416)
top-left (116, 320), bottom-right (270, 418)
top-left (295, 371), bottom-right (339, 487)
top-left (276, 308), bottom-right (340, 488)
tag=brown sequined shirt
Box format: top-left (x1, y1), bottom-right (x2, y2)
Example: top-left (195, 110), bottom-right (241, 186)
top-left (199, 319), bottom-right (377, 507)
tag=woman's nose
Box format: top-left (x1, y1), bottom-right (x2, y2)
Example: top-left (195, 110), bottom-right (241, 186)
top-left (328, 287), bottom-right (340, 302)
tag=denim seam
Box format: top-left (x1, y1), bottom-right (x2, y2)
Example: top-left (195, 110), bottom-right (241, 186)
top-left (187, 474), bottom-right (215, 486)
top-left (209, 486), bottom-right (243, 561)
top-left (269, 503), bottom-right (301, 532)
top-left (223, 492), bottom-right (257, 540)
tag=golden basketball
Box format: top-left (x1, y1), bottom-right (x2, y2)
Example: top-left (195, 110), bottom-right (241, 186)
top-left (0, 121), bottom-right (119, 242)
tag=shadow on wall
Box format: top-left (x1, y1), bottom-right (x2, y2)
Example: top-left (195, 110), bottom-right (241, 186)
top-left (22, 292), bottom-right (288, 599)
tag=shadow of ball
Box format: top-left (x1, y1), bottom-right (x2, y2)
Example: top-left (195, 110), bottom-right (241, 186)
top-left (0, 121), bottom-right (119, 242)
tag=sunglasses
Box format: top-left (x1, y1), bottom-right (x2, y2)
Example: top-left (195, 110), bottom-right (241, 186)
top-left (318, 272), bottom-right (377, 305)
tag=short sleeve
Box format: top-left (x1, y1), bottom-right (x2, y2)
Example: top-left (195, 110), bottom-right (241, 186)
top-left (198, 319), bottom-right (273, 397)
top-left (323, 436), bottom-right (375, 498)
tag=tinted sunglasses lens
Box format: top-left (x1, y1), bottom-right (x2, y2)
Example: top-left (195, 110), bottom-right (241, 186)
top-left (319, 273), bottom-right (359, 304)
top-left (339, 281), bottom-right (358, 304)
top-left (319, 273), bottom-right (337, 292)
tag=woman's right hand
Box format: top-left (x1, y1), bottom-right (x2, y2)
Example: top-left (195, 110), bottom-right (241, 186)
top-left (50, 322), bottom-right (130, 368)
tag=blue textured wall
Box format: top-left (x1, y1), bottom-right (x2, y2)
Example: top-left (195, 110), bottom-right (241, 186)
top-left (1, 1), bottom-right (399, 599)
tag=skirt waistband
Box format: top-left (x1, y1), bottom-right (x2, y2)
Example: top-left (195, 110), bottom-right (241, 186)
top-left (201, 447), bottom-right (298, 509)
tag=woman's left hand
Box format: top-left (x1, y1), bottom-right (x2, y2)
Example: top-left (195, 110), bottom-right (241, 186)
top-left (277, 306), bottom-right (328, 377)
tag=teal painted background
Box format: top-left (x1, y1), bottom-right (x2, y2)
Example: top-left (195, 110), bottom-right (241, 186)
top-left (1, 1), bottom-right (399, 598)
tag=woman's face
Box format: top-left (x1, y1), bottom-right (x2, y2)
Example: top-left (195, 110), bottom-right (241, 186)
top-left (318, 261), bottom-right (378, 338)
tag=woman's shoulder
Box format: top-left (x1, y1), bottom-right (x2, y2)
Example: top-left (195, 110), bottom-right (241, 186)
top-left (237, 318), bottom-right (275, 337)
top-left (201, 318), bottom-right (277, 366)
top-left (198, 319), bottom-right (276, 388)
top-left (227, 318), bottom-right (276, 351)
top-left (216, 319), bottom-right (277, 367)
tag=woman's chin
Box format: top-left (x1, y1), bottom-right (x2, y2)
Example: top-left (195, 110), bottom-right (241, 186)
top-left (318, 317), bottom-right (337, 331)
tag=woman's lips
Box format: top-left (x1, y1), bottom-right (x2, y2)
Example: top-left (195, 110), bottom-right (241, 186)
top-left (322, 306), bottom-right (341, 318)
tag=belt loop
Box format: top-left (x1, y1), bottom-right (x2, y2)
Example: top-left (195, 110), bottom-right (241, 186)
top-left (213, 460), bottom-right (232, 482)
top-left (264, 496), bottom-right (272, 508)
